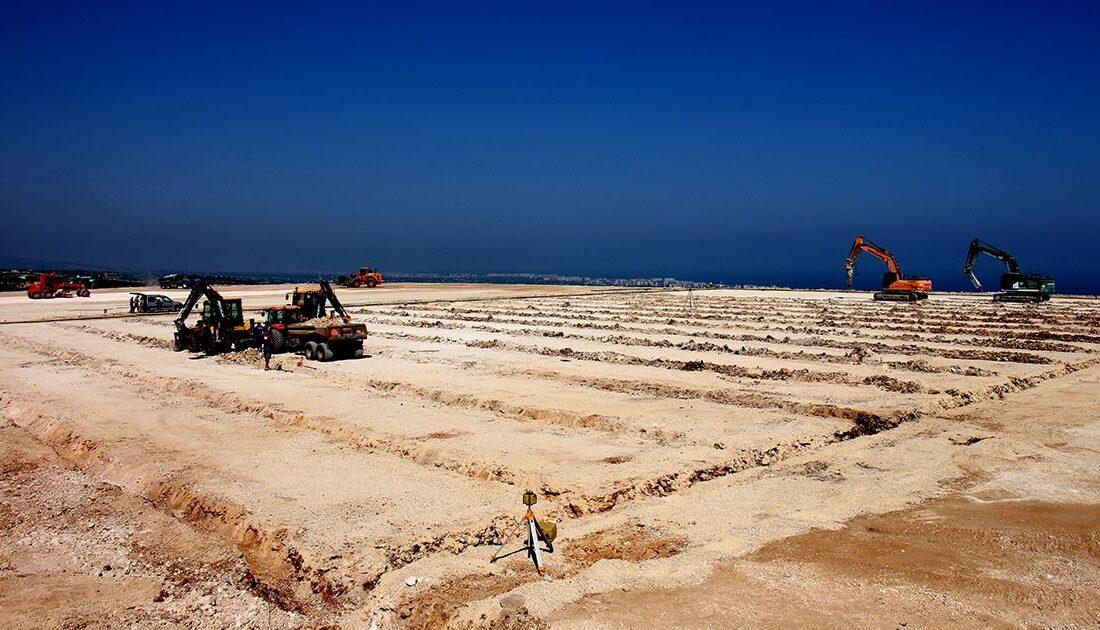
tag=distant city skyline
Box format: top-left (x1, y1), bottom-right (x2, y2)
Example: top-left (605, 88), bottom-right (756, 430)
top-left (3, 3), bottom-right (1099, 292)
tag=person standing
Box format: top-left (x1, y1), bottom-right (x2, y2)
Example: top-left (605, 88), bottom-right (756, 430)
top-left (261, 323), bottom-right (273, 370)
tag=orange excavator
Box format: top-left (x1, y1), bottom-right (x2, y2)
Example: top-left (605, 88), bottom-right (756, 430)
top-left (845, 235), bottom-right (932, 301)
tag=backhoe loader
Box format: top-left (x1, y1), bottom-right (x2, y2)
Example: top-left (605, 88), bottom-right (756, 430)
top-left (173, 280), bottom-right (257, 354)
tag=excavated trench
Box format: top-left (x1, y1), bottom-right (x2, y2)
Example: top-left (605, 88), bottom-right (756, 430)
top-left (3, 291), bottom-right (1097, 620)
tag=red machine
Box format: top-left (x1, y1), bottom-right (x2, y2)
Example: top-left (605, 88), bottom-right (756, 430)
top-left (26, 273), bottom-right (91, 299)
top-left (845, 236), bottom-right (932, 301)
top-left (342, 267), bottom-right (384, 288)
top-left (261, 281), bottom-right (367, 361)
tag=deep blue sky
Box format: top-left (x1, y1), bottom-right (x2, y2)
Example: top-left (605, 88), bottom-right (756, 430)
top-left (2, 2), bottom-right (1098, 290)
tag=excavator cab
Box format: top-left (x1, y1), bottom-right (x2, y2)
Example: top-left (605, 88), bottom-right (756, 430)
top-left (286, 288), bottom-right (327, 319)
top-left (285, 281), bottom-right (350, 321)
top-left (265, 305), bottom-right (311, 326)
top-left (201, 299), bottom-right (245, 326)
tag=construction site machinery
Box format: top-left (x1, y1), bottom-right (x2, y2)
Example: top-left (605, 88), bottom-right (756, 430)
top-left (26, 273), bottom-right (91, 299)
top-left (341, 267), bottom-right (384, 288)
top-left (964, 239), bottom-right (1054, 303)
top-left (173, 280), bottom-right (257, 354)
top-left (263, 280), bottom-right (367, 361)
top-left (845, 235), bottom-right (932, 301)
top-left (130, 293), bottom-right (184, 313)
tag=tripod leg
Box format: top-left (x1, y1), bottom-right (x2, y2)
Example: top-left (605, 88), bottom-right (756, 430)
top-left (489, 520), bottom-right (525, 564)
top-left (528, 519), bottom-right (544, 573)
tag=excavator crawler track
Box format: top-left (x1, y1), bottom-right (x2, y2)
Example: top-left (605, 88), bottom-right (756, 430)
top-left (994, 291), bottom-right (1051, 303)
top-left (873, 290), bottom-right (928, 302)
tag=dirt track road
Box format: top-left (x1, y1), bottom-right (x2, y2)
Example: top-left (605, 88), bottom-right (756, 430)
top-left (2, 285), bottom-right (1098, 627)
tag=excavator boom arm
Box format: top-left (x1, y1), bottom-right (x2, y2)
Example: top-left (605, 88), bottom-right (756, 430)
top-left (845, 236), bottom-right (902, 287)
top-left (963, 239), bottom-right (1022, 290)
top-left (174, 279), bottom-right (228, 331)
top-left (319, 280), bottom-right (350, 321)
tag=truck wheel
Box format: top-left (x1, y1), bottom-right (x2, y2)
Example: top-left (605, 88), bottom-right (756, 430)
top-left (317, 342), bottom-right (334, 361)
top-left (304, 341), bottom-right (318, 360)
top-left (78, 289), bottom-right (90, 297)
top-left (352, 348), bottom-right (364, 359)
top-left (366, 278), bottom-right (377, 287)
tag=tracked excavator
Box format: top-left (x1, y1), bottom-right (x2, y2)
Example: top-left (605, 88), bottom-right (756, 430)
top-left (173, 279), bottom-right (257, 354)
top-left (845, 235), bottom-right (932, 301)
top-left (964, 239), bottom-right (1054, 303)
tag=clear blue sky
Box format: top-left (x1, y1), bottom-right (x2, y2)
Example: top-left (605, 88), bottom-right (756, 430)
top-left (2, 2), bottom-right (1098, 290)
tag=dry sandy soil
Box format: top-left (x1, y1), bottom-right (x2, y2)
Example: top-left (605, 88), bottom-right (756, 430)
top-left (1, 283), bottom-right (1098, 628)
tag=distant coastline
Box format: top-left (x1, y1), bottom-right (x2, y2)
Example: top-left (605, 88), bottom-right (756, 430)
top-left (3, 259), bottom-right (1098, 295)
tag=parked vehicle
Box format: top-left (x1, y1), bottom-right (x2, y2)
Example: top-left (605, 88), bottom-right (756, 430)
top-left (130, 292), bottom-right (184, 313)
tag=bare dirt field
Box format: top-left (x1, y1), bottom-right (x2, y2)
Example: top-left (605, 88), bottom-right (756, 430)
top-left (1, 283), bottom-right (1098, 628)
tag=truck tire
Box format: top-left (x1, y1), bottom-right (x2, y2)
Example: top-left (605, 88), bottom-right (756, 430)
top-left (352, 348), bottom-right (365, 359)
top-left (78, 289), bottom-right (90, 297)
top-left (304, 341), bottom-right (318, 360)
top-left (317, 342), bottom-right (334, 361)
top-left (366, 278), bottom-right (377, 287)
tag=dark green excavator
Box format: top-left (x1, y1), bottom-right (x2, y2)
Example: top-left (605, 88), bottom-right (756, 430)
top-left (964, 239), bottom-right (1055, 303)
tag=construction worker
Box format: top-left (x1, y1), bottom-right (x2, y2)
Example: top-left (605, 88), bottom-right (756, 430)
top-left (261, 324), bottom-right (273, 370)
